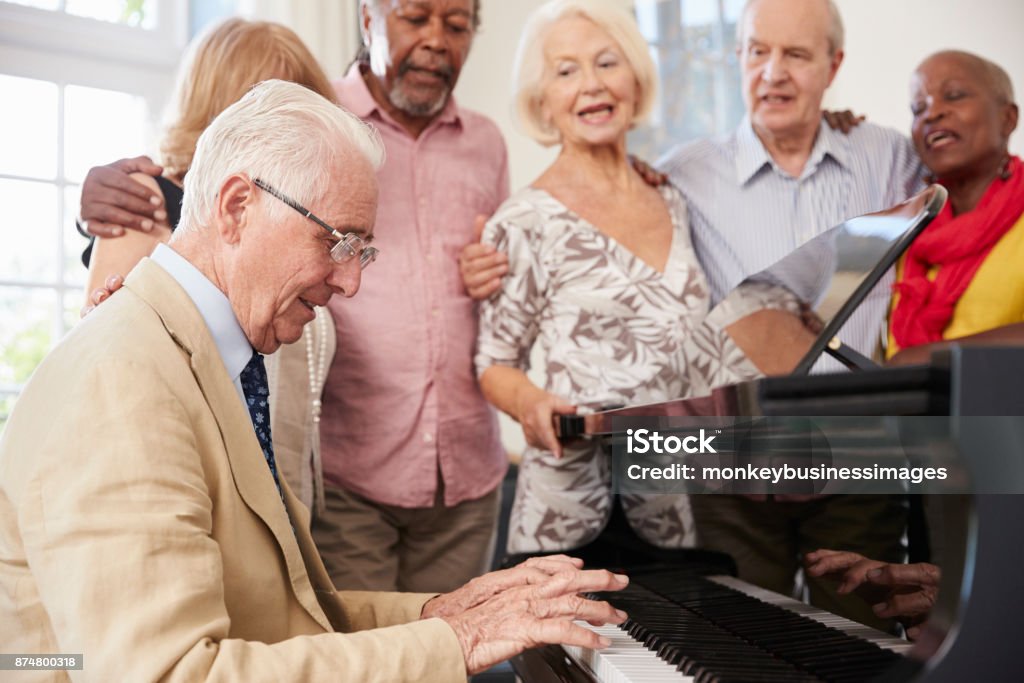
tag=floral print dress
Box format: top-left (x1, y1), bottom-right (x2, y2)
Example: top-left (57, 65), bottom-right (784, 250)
top-left (475, 183), bottom-right (710, 553)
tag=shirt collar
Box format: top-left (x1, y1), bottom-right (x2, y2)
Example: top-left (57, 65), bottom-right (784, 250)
top-left (335, 63), bottom-right (462, 133)
top-left (735, 115), bottom-right (851, 185)
top-left (150, 243), bottom-right (253, 381)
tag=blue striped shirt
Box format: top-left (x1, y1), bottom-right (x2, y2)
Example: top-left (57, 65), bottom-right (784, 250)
top-left (659, 117), bottom-right (925, 361)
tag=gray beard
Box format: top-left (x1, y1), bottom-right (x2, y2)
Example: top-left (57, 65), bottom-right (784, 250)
top-left (388, 75), bottom-right (450, 118)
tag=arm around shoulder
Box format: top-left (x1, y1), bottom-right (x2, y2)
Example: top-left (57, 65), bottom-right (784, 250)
top-left (85, 172), bottom-right (172, 300)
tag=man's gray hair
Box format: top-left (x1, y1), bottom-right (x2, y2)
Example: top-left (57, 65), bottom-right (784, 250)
top-left (178, 79), bottom-right (385, 233)
top-left (737, 0), bottom-right (845, 56)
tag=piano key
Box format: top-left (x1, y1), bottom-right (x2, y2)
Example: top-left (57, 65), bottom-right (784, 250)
top-left (560, 572), bottom-right (910, 683)
top-left (707, 575), bottom-right (914, 655)
top-left (563, 621), bottom-right (693, 682)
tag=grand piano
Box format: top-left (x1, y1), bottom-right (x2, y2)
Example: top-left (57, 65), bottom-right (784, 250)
top-left (508, 187), bottom-right (1024, 682)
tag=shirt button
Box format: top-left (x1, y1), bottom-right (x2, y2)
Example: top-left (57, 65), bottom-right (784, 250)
top-left (423, 432), bottom-right (434, 443)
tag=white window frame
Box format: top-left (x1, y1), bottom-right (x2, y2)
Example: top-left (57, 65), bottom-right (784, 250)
top-left (0, 1), bottom-right (187, 70)
top-left (0, 1), bottom-right (188, 412)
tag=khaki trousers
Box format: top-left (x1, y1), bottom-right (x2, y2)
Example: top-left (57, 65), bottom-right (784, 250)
top-left (312, 481), bottom-right (500, 593)
top-left (690, 494), bottom-right (906, 632)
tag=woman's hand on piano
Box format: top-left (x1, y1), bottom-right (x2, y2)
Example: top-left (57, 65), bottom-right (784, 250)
top-left (804, 549), bottom-right (940, 640)
top-left (514, 385), bottom-right (577, 458)
top-left (424, 564), bottom-right (630, 675)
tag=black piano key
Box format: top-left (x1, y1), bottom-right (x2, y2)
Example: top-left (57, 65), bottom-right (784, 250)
top-left (602, 572), bottom-right (907, 683)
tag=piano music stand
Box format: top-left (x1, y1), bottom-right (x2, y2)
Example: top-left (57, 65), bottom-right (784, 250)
top-left (791, 184), bottom-right (947, 376)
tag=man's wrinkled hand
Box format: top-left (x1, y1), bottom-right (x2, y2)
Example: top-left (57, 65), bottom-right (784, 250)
top-left (822, 109), bottom-right (865, 134)
top-left (459, 214), bottom-right (508, 300)
top-left (80, 275), bottom-right (124, 318)
top-left (80, 156), bottom-right (165, 238)
top-left (430, 564), bottom-right (629, 675)
top-left (422, 555), bottom-right (585, 619)
top-left (804, 549), bottom-right (940, 639)
top-left (629, 155), bottom-right (667, 187)
top-left (863, 562), bottom-right (940, 639)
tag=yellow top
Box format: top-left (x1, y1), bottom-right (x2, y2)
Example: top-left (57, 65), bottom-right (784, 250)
top-left (887, 211), bottom-right (1024, 358)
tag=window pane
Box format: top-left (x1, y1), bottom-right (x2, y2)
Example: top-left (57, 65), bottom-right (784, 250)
top-left (64, 184), bottom-right (89, 287)
top-left (65, 0), bottom-right (158, 29)
top-left (0, 286), bottom-right (56, 389)
top-left (681, 0), bottom-right (720, 27)
top-left (723, 0), bottom-right (744, 23)
top-left (3, 0), bottom-right (59, 9)
top-left (64, 84), bottom-right (148, 184)
top-left (0, 75), bottom-right (58, 180)
top-left (635, 0), bottom-right (660, 41)
top-left (0, 180), bottom-right (59, 283)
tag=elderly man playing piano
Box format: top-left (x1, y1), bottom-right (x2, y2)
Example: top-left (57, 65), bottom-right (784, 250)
top-left (0, 80), bottom-right (628, 683)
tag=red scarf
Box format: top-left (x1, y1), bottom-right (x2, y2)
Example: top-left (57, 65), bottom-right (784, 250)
top-left (891, 156), bottom-right (1024, 349)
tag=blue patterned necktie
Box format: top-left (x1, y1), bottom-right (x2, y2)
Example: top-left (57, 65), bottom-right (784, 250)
top-left (239, 351), bottom-right (281, 494)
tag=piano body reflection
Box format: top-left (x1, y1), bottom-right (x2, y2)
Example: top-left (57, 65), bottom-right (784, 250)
top-left (509, 186), bottom-right (1024, 682)
top-left (516, 346), bottom-right (1024, 683)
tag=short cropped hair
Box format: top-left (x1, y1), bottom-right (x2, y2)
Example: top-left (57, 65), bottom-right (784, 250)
top-left (737, 0), bottom-right (845, 56)
top-left (179, 80), bottom-right (385, 233)
top-left (513, 0), bottom-right (658, 147)
top-left (161, 19), bottom-right (339, 183)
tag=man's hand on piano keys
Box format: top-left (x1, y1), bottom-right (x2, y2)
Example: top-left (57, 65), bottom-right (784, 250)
top-left (421, 554), bottom-right (588, 618)
top-left (421, 557), bottom-right (629, 675)
top-left (804, 549), bottom-right (940, 640)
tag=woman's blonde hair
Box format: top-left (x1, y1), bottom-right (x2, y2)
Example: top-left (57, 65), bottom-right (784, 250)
top-left (514, 0), bottom-right (658, 147)
top-left (161, 18), bottom-right (338, 181)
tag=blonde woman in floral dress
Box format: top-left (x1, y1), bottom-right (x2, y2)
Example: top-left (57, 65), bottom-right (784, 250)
top-left (474, 0), bottom-right (709, 554)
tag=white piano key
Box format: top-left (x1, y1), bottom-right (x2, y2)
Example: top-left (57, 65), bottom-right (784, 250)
top-left (564, 621), bottom-right (693, 682)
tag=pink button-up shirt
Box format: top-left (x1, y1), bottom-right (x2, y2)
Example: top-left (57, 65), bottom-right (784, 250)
top-left (319, 66), bottom-right (509, 507)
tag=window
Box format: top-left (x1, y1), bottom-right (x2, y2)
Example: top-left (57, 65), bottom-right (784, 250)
top-left (0, 0), bottom-right (188, 430)
top-left (629, 0), bottom-right (746, 162)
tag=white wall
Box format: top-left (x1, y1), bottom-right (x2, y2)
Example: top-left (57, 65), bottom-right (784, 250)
top-left (454, 0), bottom-right (558, 192)
top-left (825, 0), bottom-right (1023, 156)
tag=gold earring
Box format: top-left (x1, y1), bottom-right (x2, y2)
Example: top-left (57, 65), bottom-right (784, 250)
top-left (1000, 154), bottom-right (1012, 180)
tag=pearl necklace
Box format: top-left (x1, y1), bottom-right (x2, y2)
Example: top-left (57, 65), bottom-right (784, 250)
top-left (305, 306), bottom-right (329, 515)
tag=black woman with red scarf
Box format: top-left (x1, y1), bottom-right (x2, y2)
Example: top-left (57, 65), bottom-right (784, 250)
top-left (889, 50), bottom-right (1024, 364)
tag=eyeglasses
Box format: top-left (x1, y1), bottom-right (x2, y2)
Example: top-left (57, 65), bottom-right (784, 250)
top-left (253, 177), bottom-right (378, 269)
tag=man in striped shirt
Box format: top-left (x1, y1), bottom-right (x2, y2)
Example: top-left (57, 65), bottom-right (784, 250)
top-left (662, 0), bottom-right (922, 632)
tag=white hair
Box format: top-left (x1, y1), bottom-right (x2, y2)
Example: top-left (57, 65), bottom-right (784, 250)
top-left (737, 0), bottom-right (845, 56)
top-left (178, 79), bottom-right (385, 233)
top-left (513, 0), bottom-right (658, 147)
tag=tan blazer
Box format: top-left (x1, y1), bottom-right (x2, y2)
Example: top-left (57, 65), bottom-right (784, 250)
top-left (0, 259), bottom-right (465, 682)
